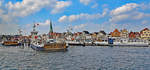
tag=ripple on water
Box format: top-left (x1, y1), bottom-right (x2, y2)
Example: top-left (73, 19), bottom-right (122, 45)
top-left (0, 46), bottom-right (150, 70)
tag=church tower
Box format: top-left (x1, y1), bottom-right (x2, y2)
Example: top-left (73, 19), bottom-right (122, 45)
top-left (49, 20), bottom-right (53, 38)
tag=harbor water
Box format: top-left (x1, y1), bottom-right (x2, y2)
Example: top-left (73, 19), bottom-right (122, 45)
top-left (0, 46), bottom-right (150, 70)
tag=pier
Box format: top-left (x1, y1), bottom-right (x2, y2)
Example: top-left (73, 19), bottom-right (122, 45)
top-left (66, 41), bottom-right (150, 47)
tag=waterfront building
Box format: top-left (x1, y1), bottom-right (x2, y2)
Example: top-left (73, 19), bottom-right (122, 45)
top-left (82, 31), bottom-right (89, 35)
top-left (97, 30), bottom-right (107, 42)
top-left (134, 32), bottom-right (141, 39)
top-left (98, 30), bottom-right (106, 37)
top-left (140, 28), bottom-right (150, 40)
top-left (91, 32), bottom-right (98, 41)
top-left (82, 31), bottom-right (90, 40)
top-left (120, 29), bottom-right (128, 38)
top-left (129, 32), bottom-right (136, 39)
top-left (111, 29), bottom-right (121, 37)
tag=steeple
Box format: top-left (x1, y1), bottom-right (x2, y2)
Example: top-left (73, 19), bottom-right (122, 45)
top-left (49, 20), bottom-right (53, 33)
top-left (49, 20), bottom-right (53, 39)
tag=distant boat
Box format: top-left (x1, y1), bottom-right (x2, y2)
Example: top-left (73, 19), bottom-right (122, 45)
top-left (2, 41), bottom-right (21, 46)
top-left (30, 39), bottom-right (68, 51)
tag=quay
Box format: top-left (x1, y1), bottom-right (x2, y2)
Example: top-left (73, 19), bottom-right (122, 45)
top-left (66, 41), bottom-right (150, 47)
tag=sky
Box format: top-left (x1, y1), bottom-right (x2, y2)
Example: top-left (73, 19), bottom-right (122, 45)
top-left (0, 0), bottom-right (150, 35)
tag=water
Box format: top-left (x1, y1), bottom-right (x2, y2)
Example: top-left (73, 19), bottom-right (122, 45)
top-left (0, 46), bottom-right (150, 70)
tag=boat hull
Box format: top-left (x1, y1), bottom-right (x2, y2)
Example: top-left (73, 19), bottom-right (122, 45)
top-left (30, 44), bottom-right (45, 51)
top-left (30, 43), bottom-right (67, 51)
top-left (2, 41), bottom-right (21, 46)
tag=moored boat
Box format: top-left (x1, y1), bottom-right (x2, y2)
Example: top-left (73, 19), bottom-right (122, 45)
top-left (31, 39), bottom-right (68, 51)
top-left (2, 41), bottom-right (21, 46)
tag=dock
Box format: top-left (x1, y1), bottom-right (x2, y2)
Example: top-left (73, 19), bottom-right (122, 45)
top-left (66, 41), bottom-right (150, 47)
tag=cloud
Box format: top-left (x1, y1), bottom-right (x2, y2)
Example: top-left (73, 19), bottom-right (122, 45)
top-left (80, 0), bottom-right (91, 5)
top-left (0, 23), bottom-right (19, 35)
top-left (58, 13), bottom-right (105, 23)
top-left (37, 20), bottom-right (50, 26)
top-left (74, 24), bottom-right (87, 30)
top-left (58, 15), bottom-right (67, 22)
top-left (51, 1), bottom-right (71, 14)
top-left (91, 3), bottom-right (98, 8)
top-left (7, 0), bottom-right (57, 17)
top-left (0, 0), bottom-right (71, 24)
top-left (0, 8), bottom-right (17, 24)
top-left (7, 0), bottom-right (72, 16)
top-left (109, 3), bottom-right (150, 24)
top-left (0, 1), bottom-right (2, 6)
top-left (109, 14), bottom-right (129, 23)
top-left (111, 3), bottom-right (138, 16)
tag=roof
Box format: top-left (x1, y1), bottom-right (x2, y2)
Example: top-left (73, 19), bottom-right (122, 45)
top-left (113, 29), bottom-right (120, 33)
top-left (99, 30), bottom-right (106, 35)
top-left (140, 28), bottom-right (150, 34)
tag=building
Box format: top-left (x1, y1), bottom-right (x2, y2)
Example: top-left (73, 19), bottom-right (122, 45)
top-left (97, 30), bottom-right (107, 41)
top-left (82, 31), bottom-right (89, 35)
top-left (140, 28), bottom-right (150, 40)
top-left (120, 29), bottom-right (128, 38)
top-left (129, 32), bottom-right (136, 39)
top-left (111, 29), bottom-right (121, 37)
top-left (91, 32), bottom-right (98, 40)
top-left (134, 32), bottom-right (140, 39)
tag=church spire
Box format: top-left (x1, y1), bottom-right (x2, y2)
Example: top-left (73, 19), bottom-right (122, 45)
top-left (49, 20), bottom-right (53, 33)
top-left (49, 20), bottom-right (53, 39)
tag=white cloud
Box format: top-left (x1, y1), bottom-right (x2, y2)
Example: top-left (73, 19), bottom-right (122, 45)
top-left (0, 23), bottom-right (19, 35)
top-left (74, 24), bottom-right (87, 30)
top-left (7, 0), bottom-right (57, 17)
top-left (141, 20), bottom-right (148, 24)
top-left (6, 0), bottom-right (72, 16)
top-left (0, 0), bottom-right (71, 24)
top-left (73, 23), bottom-right (97, 32)
top-left (58, 13), bottom-right (105, 23)
top-left (80, 0), bottom-right (91, 5)
top-left (109, 14), bottom-right (129, 23)
top-left (51, 1), bottom-right (71, 14)
top-left (38, 20), bottom-right (50, 26)
top-left (111, 3), bottom-right (138, 15)
top-left (91, 3), bottom-right (98, 8)
top-left (109, 3), bottom-right (150, 24)
top-left (0, 1), bottom-right (2, 6)
top-left (58, 15), bottom-right (67, 22)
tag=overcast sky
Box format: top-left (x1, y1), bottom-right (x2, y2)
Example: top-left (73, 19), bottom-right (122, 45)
top-left (0, 0), bottom-right (150, 35)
